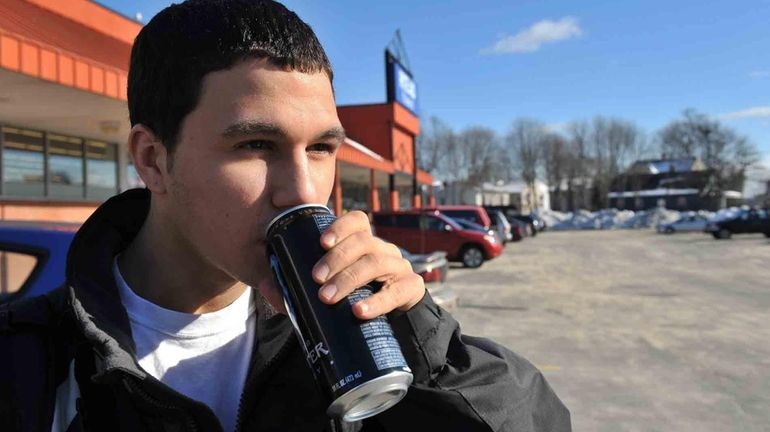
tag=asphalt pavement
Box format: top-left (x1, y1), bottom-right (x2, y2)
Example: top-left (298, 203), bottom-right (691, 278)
top-left (447, 230), bottom-right (770, 432)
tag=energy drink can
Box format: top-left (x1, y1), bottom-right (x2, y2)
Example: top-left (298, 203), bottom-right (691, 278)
top-left (265, 204), bottom-right (413, 422)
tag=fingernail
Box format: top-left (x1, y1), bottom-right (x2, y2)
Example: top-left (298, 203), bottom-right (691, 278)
top-left (357, 301), bottom-right (369, 314)
top-left (323, 233), bottom-right (336, 247)
top-left (314, 264), bottom-right (329, 282)
top-left (319, 284), bottom-right (337, 302)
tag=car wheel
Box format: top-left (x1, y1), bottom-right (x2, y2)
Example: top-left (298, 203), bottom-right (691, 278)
top-left (717, 229), bottom-right (732, 239)
top-left (665, 227), bottom-right (675, 234)
top-left (764, 232), bottom-right (770, 238)
top-left (461, 245), bottom-right (484, 268)
top-left (529, 224), bottom-right (537, 237)
top-left (712, 233), bottom-right (720, 239)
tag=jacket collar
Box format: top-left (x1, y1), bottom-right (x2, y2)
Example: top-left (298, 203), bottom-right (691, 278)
top-left (66, 188), bottom-right (290, 379)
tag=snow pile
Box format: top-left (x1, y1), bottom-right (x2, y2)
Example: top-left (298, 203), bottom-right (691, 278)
top-left (539, 207), bottom-right (738, 231)
top-left (616, 208), bottom-right (681, 229)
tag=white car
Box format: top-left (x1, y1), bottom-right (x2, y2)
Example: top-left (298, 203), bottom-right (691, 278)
top-left (657, 214), bottom-right (709, 234)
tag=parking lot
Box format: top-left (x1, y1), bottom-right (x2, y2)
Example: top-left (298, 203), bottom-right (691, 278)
top-left (448, 230), bottom-right (770, 432)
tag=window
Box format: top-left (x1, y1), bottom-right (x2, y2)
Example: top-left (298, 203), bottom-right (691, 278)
top-left (372, 215), bottom-right (394, 227)
top-left (393, 214), bottom-right (419, 228)
top-left (676, 196), bottom-right (687, 209)
top-left (442, 210), bottom-right (478, 223)
top-left (0, 125), bottom-right (120, 202)
top-left (2, 126), bottom-right (45, 197)
top-left (86, 140), bottom-right (118, 200)
top-left (0, 250), bottom-right (39, 300)
top-left (48, 134), bottom-right (84, 199)
top-left (423, 215), bottom-right (447, 231)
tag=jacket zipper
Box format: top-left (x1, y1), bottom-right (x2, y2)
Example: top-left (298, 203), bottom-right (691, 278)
top-left (234, 335), bottom-right (295, 432)
top-left (123, 377), bottom-right (200, 432)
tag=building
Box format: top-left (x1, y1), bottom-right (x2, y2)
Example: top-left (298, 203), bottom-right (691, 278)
top-left (439, 180), bottom-right (550, 213)
top-left (608, 157), bottom-right (742, 211)
top-left (0, 0), bottom-right (432, 223)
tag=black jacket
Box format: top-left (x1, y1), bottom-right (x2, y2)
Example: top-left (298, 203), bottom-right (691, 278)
top-left (0, 189), bottom-right (571, 432)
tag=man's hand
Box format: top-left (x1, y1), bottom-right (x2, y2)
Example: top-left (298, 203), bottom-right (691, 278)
top-left (310, 210), bottom-right (426, 319)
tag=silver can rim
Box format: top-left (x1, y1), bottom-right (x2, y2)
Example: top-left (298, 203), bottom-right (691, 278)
top-left (327, 370), bottom-right (413, 422)
top-left (265, 204), bottom-right (332, 237)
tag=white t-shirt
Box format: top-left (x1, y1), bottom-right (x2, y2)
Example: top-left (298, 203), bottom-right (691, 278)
top-left (113, 258), bottom-right (257, 432)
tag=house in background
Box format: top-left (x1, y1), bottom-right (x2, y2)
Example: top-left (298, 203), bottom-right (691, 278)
top-left (608, 157), bottom-right (742, 211)
top-left (438, 180), bottom-right (551, 213)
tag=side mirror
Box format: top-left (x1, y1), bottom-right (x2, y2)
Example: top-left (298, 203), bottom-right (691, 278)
top-left (444, 224), bottom-right (453, 232)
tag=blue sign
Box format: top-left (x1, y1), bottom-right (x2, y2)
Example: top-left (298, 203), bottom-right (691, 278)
top-left (392, 62), bottom-right (418, 114)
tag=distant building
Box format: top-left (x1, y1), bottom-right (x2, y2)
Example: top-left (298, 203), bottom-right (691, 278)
top-left (608, 157), bottom-right (742, 211)
top-left (549, 177), bottom-right (595, 212)
top-left (439, 180), bottom-right (551, 213)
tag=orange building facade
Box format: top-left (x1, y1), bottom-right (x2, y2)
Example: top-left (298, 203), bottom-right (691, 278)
top-left (0, 0), bottom-right (432, 223)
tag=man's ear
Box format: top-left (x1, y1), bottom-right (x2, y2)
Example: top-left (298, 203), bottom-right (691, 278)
top-left (128, 124), bottom-right (170, 194)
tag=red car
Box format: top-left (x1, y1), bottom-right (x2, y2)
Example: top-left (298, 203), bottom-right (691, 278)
top-left (426, 205), bottom-right (493, 230)
top-left (372, 210), bottom-right (503, 268)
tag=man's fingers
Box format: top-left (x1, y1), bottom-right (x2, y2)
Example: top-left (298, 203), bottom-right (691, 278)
top-left (320, 210), bottom-right (371, 249)
top-left (318, 254), bottom-right (409, 304)
top-left (313, 233), bottom-right (399, 284)
top-left (351, 273), bottom-right (426, 320)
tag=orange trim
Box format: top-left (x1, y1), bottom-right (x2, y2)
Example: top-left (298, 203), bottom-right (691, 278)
top-left (390, 190), bottom-right (400, 211)
top-left (0, 29), bottom-right (128, 101)
top-left (336, 142), bottom-right (394, 174)
top-left (416, 169), bottom-right (433, 185)
top-left (393, 103), bottom-right (420, 135)
top-left (0, 202), bottom-right (97, 223)
top-left (24, 0), bottom-right (141, 45)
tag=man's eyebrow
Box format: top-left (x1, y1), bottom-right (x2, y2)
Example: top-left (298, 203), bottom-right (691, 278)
top-left (315, 127), bottom-right (347, 145)
top-left (222, 121), bottom-right (286, 138)
top-left (222, 122), bottom-right (346, 145)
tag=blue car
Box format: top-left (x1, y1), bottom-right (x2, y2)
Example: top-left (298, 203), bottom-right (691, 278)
top-left (0, 222), bottom-right (78, 303)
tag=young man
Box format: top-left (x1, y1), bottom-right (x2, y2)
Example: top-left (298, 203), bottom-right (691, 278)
top-left (0, 1), bottom-right (570, 431)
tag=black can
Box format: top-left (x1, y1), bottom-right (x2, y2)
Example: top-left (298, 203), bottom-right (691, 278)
top-left (265, 204), bottom-right (413, 422)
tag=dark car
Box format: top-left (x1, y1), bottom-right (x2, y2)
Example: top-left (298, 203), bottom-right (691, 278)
top-left (398, 247), bottom-right (457, 310)
top-left (372, 210), bottom-right (503, 268)
top-left (484, 205), bottom-right (544, 236)
top-left (0, 221), bottom-right (78, 303)
top-left (704, 208), bottom-right (770, 239)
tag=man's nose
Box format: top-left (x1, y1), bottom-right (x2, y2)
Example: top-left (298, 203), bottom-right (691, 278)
top-left (270, 155), bottom-right (320, 208)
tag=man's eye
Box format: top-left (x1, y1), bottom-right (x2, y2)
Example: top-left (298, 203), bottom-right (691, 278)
top-left (239, 140), bottom-right (271, 151)
top-left (308, 143), bottom-right (336, 154)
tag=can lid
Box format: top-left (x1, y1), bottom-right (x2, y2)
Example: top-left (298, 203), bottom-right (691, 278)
top-left (265, 204), bottom-right (331, 236)
top-left (327, 370), bottom-right (412, 422)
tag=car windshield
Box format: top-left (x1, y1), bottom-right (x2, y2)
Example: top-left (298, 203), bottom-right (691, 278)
top-left (452, 218), bottom-right (487, 232)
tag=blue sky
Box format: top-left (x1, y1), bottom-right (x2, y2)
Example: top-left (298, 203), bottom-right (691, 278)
top-left (100, 0), bottom-right (770, 166)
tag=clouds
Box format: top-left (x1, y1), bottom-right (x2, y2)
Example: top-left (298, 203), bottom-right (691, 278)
top-left (719, 106), bottom-right (770, 120)
top-left (749, 70), bottom-right (770, 79)
top-left (481, 17), bottom-right (583, 55)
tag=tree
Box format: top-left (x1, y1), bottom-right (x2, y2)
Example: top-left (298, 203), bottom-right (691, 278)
top-left (564, 121), bottom-right (591, 211)
top-left (417, 116), bottom-right (455, 176)
top-left (541, 132), bottom-right (569, 209)
top-left (589, 116), bottom-right (646, 208)
top-left (457, 127), bottom-right (506, 186)
top-left (505, 119), bottom-right (545, 210)
top-left (658, 109), bottom-right (760, 193)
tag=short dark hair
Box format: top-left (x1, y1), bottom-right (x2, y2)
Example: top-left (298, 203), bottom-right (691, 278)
top-left (127, 0), bottom-right (333, 154)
